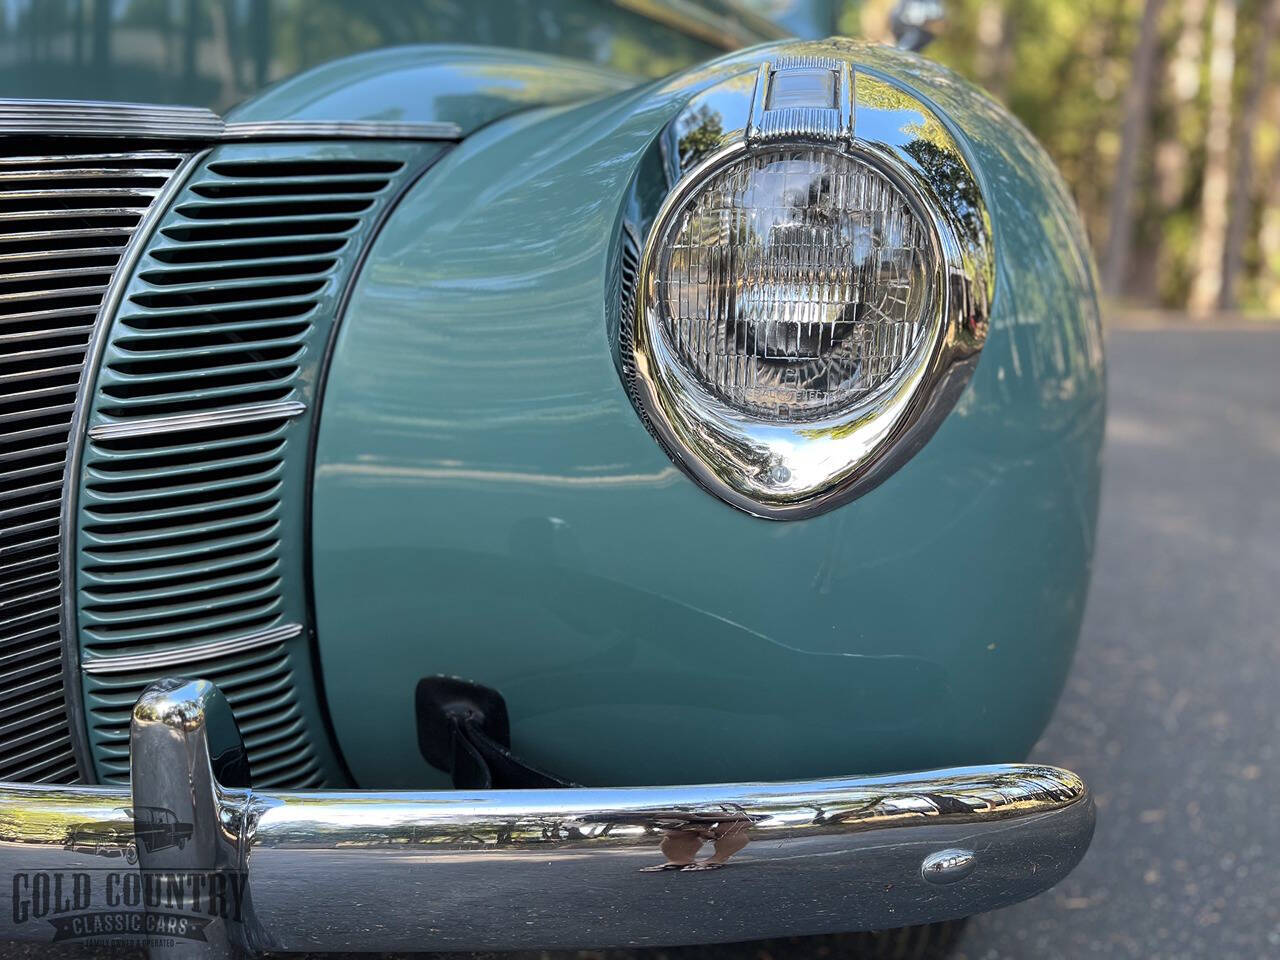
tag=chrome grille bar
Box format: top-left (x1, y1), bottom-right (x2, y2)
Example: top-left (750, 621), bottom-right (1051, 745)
top-left (0, 148), bottom-right (189, 784)
top-left (0, 102), bottom-right (463, 143)
top-left (87, 400), bottom-right (307, 441)
top-left (0, 101), bottom-right (223, 139)
top-left (82, 622), bottom-right (303, 674)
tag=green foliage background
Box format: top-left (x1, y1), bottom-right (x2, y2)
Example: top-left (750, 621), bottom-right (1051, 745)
top-left (840, 0), bottom-right (1280, 316)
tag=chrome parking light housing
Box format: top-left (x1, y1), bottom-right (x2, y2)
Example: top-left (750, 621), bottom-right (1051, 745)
top-left (623, 57), bottom-right (994, 519)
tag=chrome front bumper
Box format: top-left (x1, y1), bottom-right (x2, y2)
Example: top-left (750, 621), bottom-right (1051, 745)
top-left (1, 679), bottom-right (1094, 955)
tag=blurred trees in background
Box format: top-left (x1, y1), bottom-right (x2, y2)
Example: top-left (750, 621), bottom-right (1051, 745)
top-left (845, 0), bottom-right (1280, 316)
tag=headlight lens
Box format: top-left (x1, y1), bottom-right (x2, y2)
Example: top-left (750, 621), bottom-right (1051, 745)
top-left (655, 146), bottom-right (932, 421)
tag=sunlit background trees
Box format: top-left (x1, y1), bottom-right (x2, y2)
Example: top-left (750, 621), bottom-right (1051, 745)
top-left (843, 0), bottom-right (1280, 318)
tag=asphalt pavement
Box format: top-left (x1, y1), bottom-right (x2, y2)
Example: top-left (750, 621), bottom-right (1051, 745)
top-left (5, 326), bottom-right (1278, 960)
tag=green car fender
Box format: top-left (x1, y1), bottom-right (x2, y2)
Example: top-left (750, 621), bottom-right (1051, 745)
top-left (224, 44), bottom-right (636, 131)
top-left (310, 40), bottom-right (1105, 788)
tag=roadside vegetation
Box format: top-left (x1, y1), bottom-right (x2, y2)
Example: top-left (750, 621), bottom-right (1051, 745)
top-left (849, 0), bottom-right (1280, 320)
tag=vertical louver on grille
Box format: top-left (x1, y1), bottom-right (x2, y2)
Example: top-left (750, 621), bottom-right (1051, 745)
top-left (76, 141), bottom-right (437, 788)
top-left (78, 630), bottom-right (321, 784)
top-left (618, 227), bottom-right (641, 389)
top-left (617, 227), bottom-right (676, 462)
top-left (0, 149), bottom-right (185, 783)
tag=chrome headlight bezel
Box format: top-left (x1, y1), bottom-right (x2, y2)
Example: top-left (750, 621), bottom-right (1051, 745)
top-left (622, 56), bottom-right (994, 520)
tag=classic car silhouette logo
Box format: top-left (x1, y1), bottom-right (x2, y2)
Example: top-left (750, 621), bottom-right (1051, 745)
top-left (62, 811), bottom-right (137, 865)
top-left (129, 805), bottom-right (194, 854)
top-left (61, 806), bottom-right (193, 862)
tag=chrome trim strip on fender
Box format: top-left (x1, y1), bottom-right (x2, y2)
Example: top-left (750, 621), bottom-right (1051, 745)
top-left (0, 678), bottom-right (1096, 955)
top-left (81, 624), bottom-right (304, 675)
top-left (86, 399), bottom-right (307, 441)
top-left (222, 120), bottom-right (463, 141)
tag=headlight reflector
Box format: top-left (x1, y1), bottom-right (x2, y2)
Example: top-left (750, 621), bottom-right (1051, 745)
top-left (656, 146), bottom-right (932, 421)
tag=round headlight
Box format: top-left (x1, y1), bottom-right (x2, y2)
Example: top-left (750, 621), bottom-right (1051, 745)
top-left (654, 145), bottom-right (933, 421)
top-left (623, 59), bottom-right (993, 519)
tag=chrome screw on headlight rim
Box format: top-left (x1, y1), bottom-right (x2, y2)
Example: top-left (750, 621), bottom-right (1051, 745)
top-left (625, 55), bottom-right (994, 519)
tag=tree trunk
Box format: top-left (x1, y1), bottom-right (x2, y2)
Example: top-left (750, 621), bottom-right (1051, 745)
top-left (211, 0), bottom-right (242, 111)
top-left (858, 0), bottom-right (897, 44)
top-left (1103, 0), bottom-right (1166, 298)
top-left (250, 0), bottom-right (271, 89)
top-left (1188, 0), bottom-right (1239, 315)
top-left (1257, 91), bottom-right (1280, 313)
top-left (1172, 0), bottom-right (1209, 99)
top-left (975, 2), bottom-right (1014, 101)
top-left (1141, 0), bottom-right (1211, 300)
top-left (1155, 0), bottom-right (1209, 211)
top-left (1219, 0), bottom-right (1280, 309)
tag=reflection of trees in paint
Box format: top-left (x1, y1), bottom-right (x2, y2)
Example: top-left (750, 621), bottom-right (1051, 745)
top-left (0, 0), bottom-right (719, 111)
top-left (678, 107), bottom-right (725, 170)
top-left (903, 137), bottom-right (984, 247)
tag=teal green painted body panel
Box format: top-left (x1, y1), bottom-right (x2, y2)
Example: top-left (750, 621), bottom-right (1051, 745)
top-left (76, 140), bottom-right (446, 786)
top-left (0, 1), bottom-right (734, 111)
top-left (311, 42), bottom-right (1105, 788)
top-left (225, 45), bottom-right (635, 133)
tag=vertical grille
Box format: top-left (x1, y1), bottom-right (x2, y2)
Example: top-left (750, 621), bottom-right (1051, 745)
top-left (618, 227), bottom-right (641, 394)
top-left (80, 635), bottom-right (321, 784)
top-left (0, 149), bottom-right (185, 783)
top-left (76, 141), bottom-right (435, 788)
top-left (617, 227), bottom-right (678, 463)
